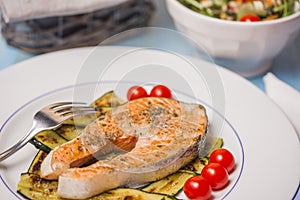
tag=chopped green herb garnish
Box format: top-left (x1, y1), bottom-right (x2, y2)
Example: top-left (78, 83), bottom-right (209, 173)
top-left (98, 117), bottom-right (105, 121)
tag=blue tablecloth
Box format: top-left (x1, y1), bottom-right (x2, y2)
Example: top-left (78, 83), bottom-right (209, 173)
top-left (0, 0), bottom-right (299, 199)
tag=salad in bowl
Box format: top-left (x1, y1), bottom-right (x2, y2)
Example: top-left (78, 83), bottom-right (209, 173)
top-left (178, 0), bottom-right (300, 21)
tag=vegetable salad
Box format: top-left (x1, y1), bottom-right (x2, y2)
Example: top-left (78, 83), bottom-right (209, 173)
top-left (178, 0), bottom-right (300, 21)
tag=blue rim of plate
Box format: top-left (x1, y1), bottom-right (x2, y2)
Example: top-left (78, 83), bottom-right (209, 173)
top-left (0, 80), bottom-right (244, 200)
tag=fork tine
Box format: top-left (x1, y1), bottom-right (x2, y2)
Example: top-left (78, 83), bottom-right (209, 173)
top-left (56, 105), bottom-right (96, 111)
top-left (48, 102), bottom-right (87, 110)
top-left (57, 106), bottom-right (97, 114)
top-left (58, 110), bottom-right (99, 121)
top-left (61, 109), bottom-right (98, 116)
top-left (49, 102), bottom-right (97, 117)
top-left (0, 101), bottom-right (100, 162)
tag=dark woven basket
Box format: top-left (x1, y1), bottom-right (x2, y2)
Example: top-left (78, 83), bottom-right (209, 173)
top-left (1, 0), bottom-right (155, 54)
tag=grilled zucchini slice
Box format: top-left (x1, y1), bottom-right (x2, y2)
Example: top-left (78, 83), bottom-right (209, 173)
top-left (91, 91), bottom-right (125, 108)
top-left (18, 173), bottom-right (176, 200)
top-left (91, 188), bottom-right (176, 200)
top-left (95, 106), bottom-right (113, 116)
top-left (206, 137), bottom-right (223, 157)
top-left (28, 150), bottom-right (48, 175)
top-left (61, 91), bottom-right (124, 128)
top-left (63, 113), bottom-right (99, 127)
top-left (18, 173), bottom-right (59, 200)
top-left (182, 137), bottom-right (223, 174)
top-left (30, 130), bottom-right (67, 153)
top-left (141, 171), bottom-right (194, 196)
top-left (183, 157), bottom-right (209, 174)
top-left (55, 124), bottom-right (84, 141)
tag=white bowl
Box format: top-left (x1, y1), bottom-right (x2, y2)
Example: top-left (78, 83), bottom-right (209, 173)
top-left (166, 0), bottom-right (300, 77)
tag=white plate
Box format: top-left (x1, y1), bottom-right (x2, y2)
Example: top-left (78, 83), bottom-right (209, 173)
top-left (0, 47), bottom-right (299, 200)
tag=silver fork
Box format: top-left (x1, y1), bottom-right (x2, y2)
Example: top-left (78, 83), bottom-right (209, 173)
top-left (0, 102), bottom-right (98, 162)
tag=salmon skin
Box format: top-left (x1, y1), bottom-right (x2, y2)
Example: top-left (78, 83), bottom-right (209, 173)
top-left (41, 97), bottom-right (208, 199)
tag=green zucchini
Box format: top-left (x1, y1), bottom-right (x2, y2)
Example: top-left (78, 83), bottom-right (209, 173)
top-left (63, 91), bottom-right (125, 127)
top-left (181, 137), bottom-right (223, 174)
top-left (95, 106), bottom-right (113, 116)
top-left (141, 171), bottom-right (194, 196)
top-left (91, 188), bottom-right (176, 200)
top-left (183, 157), bottom-right (209, 174)
top-left (28, 150), bottom-right (48, 175)
top-left (206, 137), bottom-right (223, 157)
top-left (17, 173), bottom-right (60, 200)
top-left (56, 108), bottom-right (112, 140)
top-left (63, 113), bottom-right (99, 127)
top-left (91, 91), bottom-right (125, 108)
top-left (18, 173), bottom-right (176, 200)
top-left (55, 124), bottom-right (84, 141)
top-left (30, 130), bottom-right (68, 153)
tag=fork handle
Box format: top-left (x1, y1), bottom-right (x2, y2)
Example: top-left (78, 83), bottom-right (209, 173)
top-left (0, 127), bottom-right (41, 162)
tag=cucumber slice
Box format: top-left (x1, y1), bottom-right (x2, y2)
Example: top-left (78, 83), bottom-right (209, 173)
top-left (237, 1), bottom-right (267, 20)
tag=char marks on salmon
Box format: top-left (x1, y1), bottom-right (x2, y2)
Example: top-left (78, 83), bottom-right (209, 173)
top-left (41, 97), bottom-right (208, 199)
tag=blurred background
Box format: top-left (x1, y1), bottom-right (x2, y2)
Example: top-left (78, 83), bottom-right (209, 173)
top-left (0, 0), bottom-right (299, 91)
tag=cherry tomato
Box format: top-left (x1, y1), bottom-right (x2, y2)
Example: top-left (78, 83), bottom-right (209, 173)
top-left (201, 163), bottom-right (229, 190)
top-left (150, 85), bottom-right (172, 98)
top-left (240, 14), bottom-right (261, 22)
top-left (183, 176), bottom-right (212, 200)
top-left (127, 86), bottom-right (148, 100)
top-left (209, 148), bottom-right (235, 173)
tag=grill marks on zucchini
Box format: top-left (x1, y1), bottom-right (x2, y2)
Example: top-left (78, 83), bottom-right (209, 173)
top-left (28, 150), bottom-right (48, 175)
top-left (30, 130), bottom-right (67, 153)
top-left (55, 124), bottom-right (83, 141)
top-left (20, 157), bottom-right (212, 200)
top-left (17, 173), bottom-right (59, 200)
top-left (90, 188), bottom-right (176, 200)
top-left (91, 90), bottom-right (125, 108)
top-left (183, 157), bottom-right (209, 174)
top-left (18, 173), bottom-right (176, 200)
top-left (62, 113), bottom-right (99, 127)
top-left (142, 171), bottom-right (195, 196)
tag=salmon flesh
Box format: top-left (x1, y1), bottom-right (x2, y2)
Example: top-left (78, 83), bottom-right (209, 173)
top-left (41, 97), bottom-right (208, 199)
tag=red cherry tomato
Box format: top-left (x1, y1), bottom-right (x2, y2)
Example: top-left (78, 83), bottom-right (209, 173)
top-left (150, 85), bottom-right (172, 98)
top-left (209, 148), bottom-right (235, 173)
top-left (201, 163), bottom-right (229, 190)
top-left (127, 86), bottom-right (148, 100)
top-left (183, 176), bottom-right (212, 200)
top-left (240, 14), bottom-right (261, 22)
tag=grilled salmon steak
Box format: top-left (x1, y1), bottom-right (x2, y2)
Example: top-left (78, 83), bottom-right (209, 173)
top-left (41, 97), bottom-right (208, 199)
